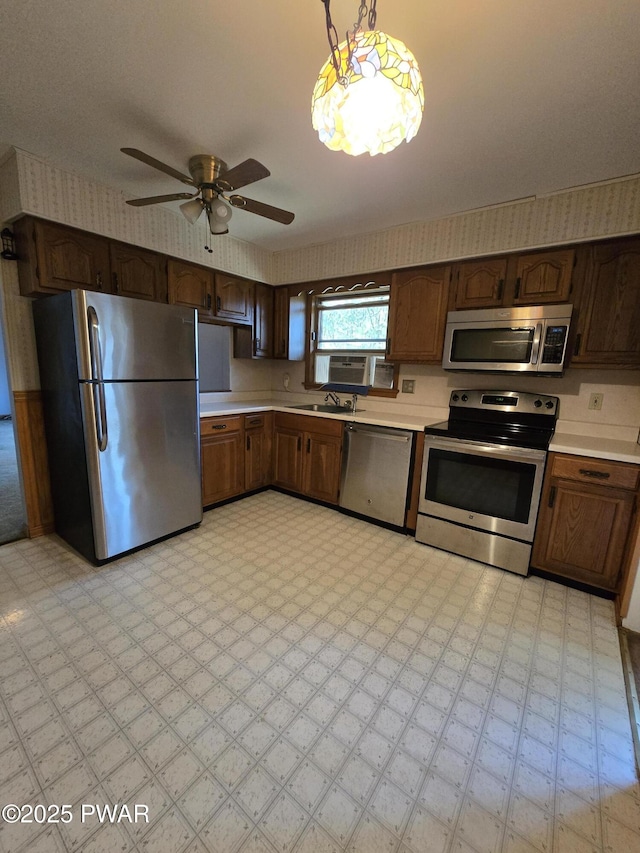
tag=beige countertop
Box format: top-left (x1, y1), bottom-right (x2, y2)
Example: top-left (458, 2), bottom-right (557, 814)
top-left (200, 399), bottom-right (640, 465)
top-left (549, 432), bottom-right (640, 465)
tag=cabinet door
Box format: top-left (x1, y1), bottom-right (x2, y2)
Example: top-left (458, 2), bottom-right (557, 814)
top-left (303, 432), bottom-right (342, 504)
top-left (168, 259), bottom-right (214, 319)
top-left (245, 413), bottom-right (272, 490)
top-left (532, 477), bottom-right (635, 591)
top-left (387, 266), bottom-right (451, 362)
top-left (214, 274), bottom-right (254, 324)
top-left (273, 427), bottom-right (303, 492)
top-left (110, 243), bottom-right (167, 302)
top-left (453, 257), bottom-right (507, 309)
top-left (253, 283), bottom-right (274, 358)
top-left (201, 432), bottom-right (244, 505)
top-left (32, 219), bottom-right (111, 295)
top-left (512, 249), bottom-right (574, 305)
top-left (273, 289), bottom-right (306, 361)
top-left (572, 238), bottom-right (640, 367)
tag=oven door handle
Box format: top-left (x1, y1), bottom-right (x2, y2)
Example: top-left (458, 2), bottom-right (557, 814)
top-left (424, 436), bottom-right (547, 464)
top-left (531, 323), bottom-right (543, 365)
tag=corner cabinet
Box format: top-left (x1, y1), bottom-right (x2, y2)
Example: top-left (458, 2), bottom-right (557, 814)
top-left (532, 452), bottom-right (640, 592)
top-left (571, 237), bottom-right (640, 368)
top-left (273, 413), bottom-right (343, 504)
top-left (387, 266), bottom-right (451, 362)
top-left (15, 217), bottom-right (112, 296)
top-left (273, 288), bottom-right (306, 361)
top-left (245, 412), bottom-right (272, 490)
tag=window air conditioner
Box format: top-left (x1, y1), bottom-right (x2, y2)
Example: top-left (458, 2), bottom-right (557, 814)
top-left (327, 355), bottom-right (370, 385)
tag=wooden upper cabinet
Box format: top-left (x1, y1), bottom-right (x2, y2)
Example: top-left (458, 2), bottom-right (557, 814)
top-left (245, 412), bottom-right (272, 490)
top-left (15, 217), bottom-right (111, 296)
top-left (511, 248), bottom-right (574, 305)
top-left (273, 288), bottom-right (306, 360)
top-left (253, 282), bottom-right (274, 358)
top-left (167, 259), bottom-right (214, 319)
top-left (571, 237), bottom-right (640, 367)
top-left (452, 257), bottom-right (507, 309)
top-left (214, 273), bottom-right (254, 324)
top-left (110, 242), bottom-right (167, 302)
top-left (387, 266), bottom-right (451, 362)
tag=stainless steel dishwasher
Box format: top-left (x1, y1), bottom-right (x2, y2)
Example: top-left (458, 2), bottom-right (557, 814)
top-left (339, 423), bottom-right (414, 527)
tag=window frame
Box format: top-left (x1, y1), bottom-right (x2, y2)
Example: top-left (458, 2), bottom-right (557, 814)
top-left (301, 277), bottom-right (399, 397)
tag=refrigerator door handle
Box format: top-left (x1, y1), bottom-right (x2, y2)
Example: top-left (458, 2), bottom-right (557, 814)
top-left (87, 306), bottom-right (108, 451)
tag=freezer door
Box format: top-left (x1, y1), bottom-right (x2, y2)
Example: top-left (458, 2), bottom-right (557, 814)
top-left (73, 290), bottom-right (198, 381)
top-left (81, 380), bottom-right (201, 560)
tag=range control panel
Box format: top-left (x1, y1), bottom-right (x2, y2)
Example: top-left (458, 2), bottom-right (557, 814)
top-left (450, 389), bottom-right (559, 416)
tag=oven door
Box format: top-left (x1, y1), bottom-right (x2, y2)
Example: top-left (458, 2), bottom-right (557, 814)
top-left (419, 436), bottom-right (547, 543)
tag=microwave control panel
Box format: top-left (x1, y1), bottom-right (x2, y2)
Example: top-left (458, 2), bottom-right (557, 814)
top-left (541, 325), bottom-right (568, 364)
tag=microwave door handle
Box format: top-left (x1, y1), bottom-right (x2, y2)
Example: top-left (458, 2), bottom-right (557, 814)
top-left (531, 323), bottom-right (543, 365)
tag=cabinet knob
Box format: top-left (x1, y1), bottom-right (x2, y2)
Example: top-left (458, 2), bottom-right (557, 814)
top-left (212, 424), bottom-right (227, 430)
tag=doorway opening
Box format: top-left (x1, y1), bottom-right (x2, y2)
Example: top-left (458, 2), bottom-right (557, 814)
top-left (0, 283), bottom-right (26, 544)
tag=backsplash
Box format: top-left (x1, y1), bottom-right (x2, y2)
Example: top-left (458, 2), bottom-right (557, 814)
top-left (269, 360), bottom-right (640, 442)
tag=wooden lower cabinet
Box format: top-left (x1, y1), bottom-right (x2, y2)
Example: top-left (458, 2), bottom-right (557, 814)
top-left (273, 413), bottom-right (343, 504)
top-left (532, 452), bottom-right (639, 592)
top-left (201, 412), bottom-right (273, 506)
top-left (303, 432), bottom-right (342, 503)
top-left (245, 413), bottom-right (272, 490)
top-left (200, 416), bottom-right (245, 505)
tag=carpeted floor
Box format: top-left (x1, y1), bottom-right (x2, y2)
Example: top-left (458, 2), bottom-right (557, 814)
top-left (0, 416), bottom-right (26, 543)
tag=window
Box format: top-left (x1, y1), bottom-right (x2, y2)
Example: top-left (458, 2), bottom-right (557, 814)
top-left (316, 290), bottom-right (389, 351)
top-left (310, 287), bottom-right (395, 389)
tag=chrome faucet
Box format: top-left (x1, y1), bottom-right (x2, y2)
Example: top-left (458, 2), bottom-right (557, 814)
top-left (324, 391), bottom-right (341, 407)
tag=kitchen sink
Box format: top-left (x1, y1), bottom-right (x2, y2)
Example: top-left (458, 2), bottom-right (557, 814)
top-left (290, 403), bottom-right (364, 414)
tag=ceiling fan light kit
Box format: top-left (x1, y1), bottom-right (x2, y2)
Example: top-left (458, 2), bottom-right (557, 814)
top-left (312, 0), bottom-right (424, 156)
top-left (121, 148), bottom-right (294, 240)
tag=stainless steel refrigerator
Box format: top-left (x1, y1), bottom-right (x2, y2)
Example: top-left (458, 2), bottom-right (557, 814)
top-left (33, 289), bottom-right (202, 564)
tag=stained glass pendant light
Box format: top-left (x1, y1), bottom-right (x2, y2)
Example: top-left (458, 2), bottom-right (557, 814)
top-left (312, 0), bottom-right (424, 156)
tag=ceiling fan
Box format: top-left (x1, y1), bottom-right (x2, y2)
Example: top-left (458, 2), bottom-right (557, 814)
top-left (121, 147), bottom-right (295, 236)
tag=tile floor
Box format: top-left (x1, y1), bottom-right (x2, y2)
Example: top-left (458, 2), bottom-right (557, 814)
top-left (0, 490), bottom-right (639, 853)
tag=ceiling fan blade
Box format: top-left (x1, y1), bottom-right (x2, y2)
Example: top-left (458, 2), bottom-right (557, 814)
top-left (121, 148), bottom-right (195, 186)
top-left (228, 194), bottom-right (295, 224)
top-left (214, 159), bottom-right (270, 192)
top-left (126, 192), bottom-right (198, 207)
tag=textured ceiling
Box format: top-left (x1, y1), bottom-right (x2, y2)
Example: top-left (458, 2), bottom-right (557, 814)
top-left (1, 1), bottom-right (639, 251)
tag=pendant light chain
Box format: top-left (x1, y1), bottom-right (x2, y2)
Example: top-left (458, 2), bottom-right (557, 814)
top-left (321, 0), bottom-right (377, 87)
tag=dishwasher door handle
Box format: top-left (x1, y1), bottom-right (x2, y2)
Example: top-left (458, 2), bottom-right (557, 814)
top-left (346, 426), bottom-right (411, 442)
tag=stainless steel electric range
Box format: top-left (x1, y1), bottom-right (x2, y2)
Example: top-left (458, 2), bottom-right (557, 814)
top-left (415, 389), bottom-right (559, 576)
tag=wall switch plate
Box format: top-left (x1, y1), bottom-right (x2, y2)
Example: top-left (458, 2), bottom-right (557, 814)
top-left (588, 392), bottom-right (603, 410)
top-left (402, 379), bottom-right (416, 394)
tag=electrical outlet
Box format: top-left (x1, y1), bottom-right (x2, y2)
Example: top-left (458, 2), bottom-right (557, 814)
top-left (402, 379), bottom-right (416, 394)
top-left (588, 392), bottom-right (603, 410)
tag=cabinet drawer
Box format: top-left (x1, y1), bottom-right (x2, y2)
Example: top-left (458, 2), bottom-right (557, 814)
top-left (549, 453), bottom-right (640, 491)
top-left (201, 416), bottom-right (243, 435)
top-left (244, 413), bottom-right (266, 429)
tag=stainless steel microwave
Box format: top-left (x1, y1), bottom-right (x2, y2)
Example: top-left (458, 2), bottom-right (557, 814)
top-left (442, 304), bottom-right (573, 374)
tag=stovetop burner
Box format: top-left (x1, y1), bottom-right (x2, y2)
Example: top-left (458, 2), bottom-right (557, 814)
top-left (425, 389), bottom-right (559, 450)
